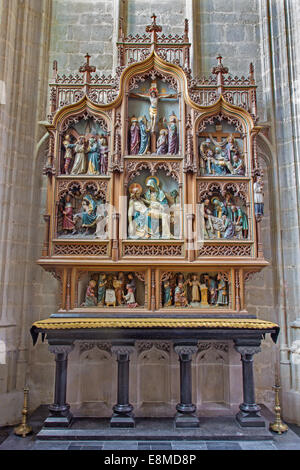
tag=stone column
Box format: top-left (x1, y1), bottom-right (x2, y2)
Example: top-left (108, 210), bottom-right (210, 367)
top-left (174, 344), bottom-right (199, 428)
top-left (111, 345), bottom-right (135, 428)
top-left (234, 340), bottom-right (265, 427)
top-left (45, 344), bottom-right (74, 428)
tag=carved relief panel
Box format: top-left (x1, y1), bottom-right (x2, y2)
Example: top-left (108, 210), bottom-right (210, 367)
top-left (198, 183), bottom-right (251, 241)
top-left (77, 271), bottom-right (147, 310)
top-left (160, 270), bottom-right (232, 311)
top-left (197, 118), bottom-right (247, 178)
top-left (128, 76), bottom-right (180, 156)
top-left (126, 169), bottom-right (182, 241)
top-left (58, 114), bottom-right (110, 176)
top-left (56, 182), bottom-right (109, 240)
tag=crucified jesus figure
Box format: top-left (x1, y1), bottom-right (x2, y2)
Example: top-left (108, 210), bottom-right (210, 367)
top-left (130, 81), bottom-right (177, 132)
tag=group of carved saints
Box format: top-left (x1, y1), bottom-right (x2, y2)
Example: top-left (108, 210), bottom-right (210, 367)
top-left (81, 271), bottom-right (229, 309)
top-left (82, 272), bottom-right (138, 308)
top-left (62, 133), bottom-right (108, 176)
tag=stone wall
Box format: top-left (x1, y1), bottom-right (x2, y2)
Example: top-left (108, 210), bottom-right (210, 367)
top-left (258, 0), bottom-right (300, 423)
top-left (0, 0), bottom-right (53, 425)
top-left (126, 0), bottom-right (186, 36)
top-left (49, 0), bottom-right (115, 75)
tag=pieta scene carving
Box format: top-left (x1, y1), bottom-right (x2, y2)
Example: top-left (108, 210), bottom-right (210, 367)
top-left (198, 119), bottom-right (246, 177)
top-left (61, 117), bottom-right (109, 175)
top-left (128, 79), bottom-right (179, 155)
top-left (79, 272), bottom-right (145, 308)
top-left (127, 170), bottom-right (181, 240)
top-left (161, 272), bottom-right (230, 309)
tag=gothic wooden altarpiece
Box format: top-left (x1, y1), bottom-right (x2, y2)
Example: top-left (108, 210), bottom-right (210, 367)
top-left (31, 16), bottom-right (278, 433)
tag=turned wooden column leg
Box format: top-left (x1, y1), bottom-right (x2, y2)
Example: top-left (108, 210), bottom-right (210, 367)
top-left (174, 344), bottom-right (199, 428)
top-left (110, 345), bottom-right (135, 428)
top-left (234, 339), bottom-right (265, 427)
top-left (45, 344), bottom-right (74, 428)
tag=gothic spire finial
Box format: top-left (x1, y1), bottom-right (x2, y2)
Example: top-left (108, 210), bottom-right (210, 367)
top-left (212, 56), bottom-right (229, 95)
top-left (79, 53), bottom-right (96, 84)
top-left (249, 62), bottom-right (255, 84)
top-left (184, 18), bottom-right (189, 41)
top-left (146, 13), bottom-right (162, 46)
top-left (79, 53), bottom-right (96, 74)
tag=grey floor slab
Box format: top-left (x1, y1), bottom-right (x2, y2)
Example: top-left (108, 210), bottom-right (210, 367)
top-left (36, 415), bottom-right (275, 441)
top-left (1, 404), bottom-right (300, 451)
top-left (239, 441), bottom-right (278, 450)
top-left (171, 442), bottom-right (208, 450)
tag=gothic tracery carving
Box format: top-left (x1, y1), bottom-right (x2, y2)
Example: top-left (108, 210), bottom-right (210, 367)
top-left (54, 243), bottom-right (108, 256)
top-left (197, 113), bottom-right (245, 136)
top-left (125, 160), bottom-right (181, 185)
top-left (198, 244), bottom-right (252, 257)
top-left (123, 243), bottom-right (183, 257)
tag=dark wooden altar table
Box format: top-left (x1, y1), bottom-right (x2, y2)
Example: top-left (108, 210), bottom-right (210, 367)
top-left (31, 316), bottom-right (279, 430)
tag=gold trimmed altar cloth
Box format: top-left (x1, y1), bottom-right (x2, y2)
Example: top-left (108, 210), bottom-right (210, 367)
top-left (32, 317), bottom-right (278, 331)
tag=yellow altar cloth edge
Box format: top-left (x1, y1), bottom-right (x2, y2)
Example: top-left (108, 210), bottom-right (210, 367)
top-left (32, 317), bottom-right (279, 330)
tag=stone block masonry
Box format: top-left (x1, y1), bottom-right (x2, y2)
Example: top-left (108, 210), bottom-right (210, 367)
top-left (49, 0), bottom-right (114, 76)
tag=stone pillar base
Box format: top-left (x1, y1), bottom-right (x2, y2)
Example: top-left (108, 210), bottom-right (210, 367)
top-left (44, 407), bottom-right (73, 428)
top-left (110, 413), bottom-right (135, 428)
top-left (236, 410), bottom-right (265, 427)
top-left (175, 412), bottom-right (199, 428)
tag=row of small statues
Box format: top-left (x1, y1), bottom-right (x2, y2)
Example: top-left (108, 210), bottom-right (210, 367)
top-left (129, 113), bottom-right (179, 155)
top-left (59, 193), bottom-right (107, 239)
top-left (163, 273), bottom-right (229, 308)
top-left (82, 273), bottom-right (138, 308)
top-left (204, 194), bottom-right (248, 239)
top-left (63, 134), bottom-right (108, 175)
top-left (199, 135), bottom-right (245, 176)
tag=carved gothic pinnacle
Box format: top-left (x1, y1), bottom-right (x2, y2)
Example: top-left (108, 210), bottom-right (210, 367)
top-left (212, 55), bottom-right (228, 95)
top-left (146, 13), bottom-right (162, 46)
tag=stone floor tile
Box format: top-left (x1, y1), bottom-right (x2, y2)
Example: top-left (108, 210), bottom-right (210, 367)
top-left (103, 441), bottom-right (138, 450)
top-left (239, 441), bottom-right (277, 450)
top-left (206, 441), bottom-right (241, 450)
top-left (273, 443), bottom-right (300, 450)
top-left (80, 445), bottom-right (103, 450)
top-left (171, 442), bottom-right (207, 450)
top-left (32, 441), bottom-right (70, 450)
top-left (138, 444), bottom-right (151, 450)
top-left (68, 444), bottom-right (83, 450)
top-left (150, 444), bottom-right (172, 450)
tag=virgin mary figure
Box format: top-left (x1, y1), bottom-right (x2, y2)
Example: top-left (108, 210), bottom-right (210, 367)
top-left (138, 116), bottom-right (150, 155)
top-left (74, 194), bottom-right (98, 234)
top-left (144, 176), bottom-right (171, 239)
